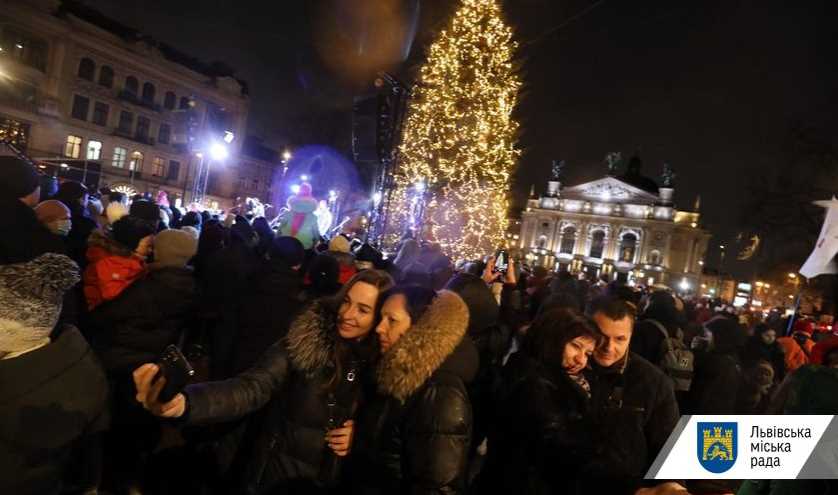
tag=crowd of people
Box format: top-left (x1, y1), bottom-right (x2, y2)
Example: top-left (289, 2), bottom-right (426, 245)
top-left (2, 154), bottom-right (838, 495)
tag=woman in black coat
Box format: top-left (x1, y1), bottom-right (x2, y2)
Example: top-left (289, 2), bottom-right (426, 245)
top-left (686, 316), bottom-right (747, 414)
top-left (743, 323), bottom-right (786, 382)
top-left (350, 286), bottom-right (478, 494)
top-left (135, 270), bottom-right (394, 494)
top-left (477, 308), bottom-right (603, 495)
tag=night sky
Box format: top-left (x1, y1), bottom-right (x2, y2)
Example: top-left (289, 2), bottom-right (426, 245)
top-left (81, 0), bottom-right (838, 272)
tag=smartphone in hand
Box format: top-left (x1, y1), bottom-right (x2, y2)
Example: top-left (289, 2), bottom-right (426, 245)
top-left (155, 344), bottom-right (195, 403)
top-left (494, 249), bottom-right (509, 274)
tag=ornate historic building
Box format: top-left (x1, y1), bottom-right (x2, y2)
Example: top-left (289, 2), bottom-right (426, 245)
top-left (519, 155), bottom-right (711, 290)
top-left (0, 0), bottom-right (276, 209)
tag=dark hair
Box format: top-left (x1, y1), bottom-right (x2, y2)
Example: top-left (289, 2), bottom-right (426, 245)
top-left (326, 269), bottom-right (395, 389)
top-left (182, 211), bottom-right (202, 228)
top-left (522, 308), bottom-right (603, 371)
top-left (588, 295), bottom-right (637, 322)
top-left (378, 285), bottom-right (438, 325)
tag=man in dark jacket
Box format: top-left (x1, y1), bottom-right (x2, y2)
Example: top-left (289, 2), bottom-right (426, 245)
top-left (585, 296), bottom-right (685, 495)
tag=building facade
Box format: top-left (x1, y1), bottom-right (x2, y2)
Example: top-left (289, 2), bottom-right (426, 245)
top-left (0, 0), bottom-right (263, 209)
top-left (519, 157), bottom-right (711, 291)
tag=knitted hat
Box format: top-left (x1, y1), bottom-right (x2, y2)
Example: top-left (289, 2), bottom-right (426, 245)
top-left (0, 253), bottom-right (80, 357)
top-left (111, 216), bottom-right (156, 251)
top-left (328, 235), bottom-right (351, 254)
top-left (0, 156), bottom-right (40, 201)
top-left (106, 201), bottom-right (129, 225)
top-left (153, 229), bottom-right (198, 267)
top-left (34, 200), bottom-right (71, 224)
top-left (129, 199), bottom-right (161, 223)
top-left (270, 236), bottom-right (305, 267)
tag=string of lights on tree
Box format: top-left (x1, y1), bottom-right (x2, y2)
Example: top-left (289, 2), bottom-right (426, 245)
top-left (385, 0), bottom-right (520, 261)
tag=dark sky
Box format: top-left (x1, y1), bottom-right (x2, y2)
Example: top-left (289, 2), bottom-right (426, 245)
top-left (82, 0), bottom-right (838, 270)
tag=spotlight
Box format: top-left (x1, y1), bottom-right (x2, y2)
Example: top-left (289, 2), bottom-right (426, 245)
top-left (209, 142), bottom-right (228, 161)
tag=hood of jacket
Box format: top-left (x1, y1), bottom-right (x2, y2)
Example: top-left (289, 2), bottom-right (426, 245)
top-left (377, 290), bottom-right (472, 402)
top-left (86, 229), bottom-right (134, 262)
top-left (288, 195), bottom-right (319, 214)
top-left (284, 300), bottom-right (338, 374)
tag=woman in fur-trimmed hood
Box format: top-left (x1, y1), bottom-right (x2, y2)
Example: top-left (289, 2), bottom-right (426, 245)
top-left (134, 270), bottom-right (394, 493)
top-left (349, 286), bottom-right (479, 495)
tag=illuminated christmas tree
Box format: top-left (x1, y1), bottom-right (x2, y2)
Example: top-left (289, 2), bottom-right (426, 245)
top-left (386, 0), bottom-right (520, 261)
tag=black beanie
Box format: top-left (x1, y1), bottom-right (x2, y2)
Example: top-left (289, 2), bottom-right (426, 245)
top-left (111, 216), bottom-right (156, 251)
top-left (129, 199), bottom-right (160, 223)
top-left (0, 156), bottom-right (40, 201)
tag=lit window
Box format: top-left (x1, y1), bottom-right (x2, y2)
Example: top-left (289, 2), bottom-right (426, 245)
top-left (64, 135), bottom-right (82, 158)
top-left (129, 151), bottom-right (143, 171)
top-left (151, 157), bottom-right (165, 177)
top-left (86, 140), bottom-right (102, 160)
top-left (112, 147), bottom-right (127, 168)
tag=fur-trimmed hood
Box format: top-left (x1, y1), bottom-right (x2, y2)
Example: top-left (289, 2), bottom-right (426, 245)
top-left (284, 300), bottom-right (338, 374)
top-left (377, 290), bottom-right (475, 402)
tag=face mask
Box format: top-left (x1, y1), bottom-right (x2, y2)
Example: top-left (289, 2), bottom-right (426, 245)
top-left (49, 219), bottom-right (72, 236)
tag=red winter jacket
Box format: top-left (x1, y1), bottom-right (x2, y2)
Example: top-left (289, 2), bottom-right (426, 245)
top-left (83, 231), bottom-right (146, 310)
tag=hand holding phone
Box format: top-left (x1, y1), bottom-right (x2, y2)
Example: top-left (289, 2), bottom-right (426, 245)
top-left (494, 249), bottom-right (509, 274)
top-left (155, 344), bottom-right (195, 403)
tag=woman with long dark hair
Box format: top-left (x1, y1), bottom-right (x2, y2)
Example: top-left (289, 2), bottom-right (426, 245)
top-left (134, 270), bottom-right (394, 494)
top-left (477, 308), bottom-right (604, 494)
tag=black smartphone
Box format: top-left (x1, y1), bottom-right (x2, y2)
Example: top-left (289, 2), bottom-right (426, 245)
top-left (155, 344), bottom-right (195, 403)
top-left (494, 249), bottom-right (509, 273)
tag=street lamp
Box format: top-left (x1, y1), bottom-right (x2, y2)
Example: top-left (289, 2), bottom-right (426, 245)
top-left (283, 150), bottom-right (292, 162)
top-left (209, 142), bottom-right (229, 161)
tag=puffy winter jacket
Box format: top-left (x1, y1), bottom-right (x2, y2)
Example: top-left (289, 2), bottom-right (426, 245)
top-left (183, 301), bottom-right (373, 493)
top-left (83, 230), bottom-right (146, 310)
top-left (276, 195), bottom-right (320, 249)
top-left (478, 355), bottom-right (593, 494)
top-left (350, 290), bottom-right (478, 495)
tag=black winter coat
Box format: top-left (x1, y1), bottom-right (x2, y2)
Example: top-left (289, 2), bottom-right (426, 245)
top-left (0, 198), bottom-right (65, 264)
top-left (582, 353), bottom-right (681, 494)
top-left (183, 301), bottom-right (370, 494)
top-left (0, 326), bottom-right (109, 494)
top-left (86, 265), bottom-right (198, 374)
top-left (687, 351), bottom-right (742, 414)
top-left (478, 354), bottom-right (593, 494)
top-left (351, 290), bottom-right (478, 495)
top-left (231, 259), bottom-right (304, 375)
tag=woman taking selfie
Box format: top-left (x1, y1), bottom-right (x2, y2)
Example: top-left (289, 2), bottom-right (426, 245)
top-left (133, 270), bottom-right (394, 494)
top-left (349, 285), bottom-right (478, 494)
top-left (477, 308), bottom-right (603, 494)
